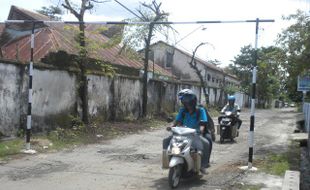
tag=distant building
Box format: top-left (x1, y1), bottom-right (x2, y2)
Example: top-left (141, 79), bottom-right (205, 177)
top-left (144, 41), bottom-right (240, 88)
top-left (140, 41), bottom-right (241, 105)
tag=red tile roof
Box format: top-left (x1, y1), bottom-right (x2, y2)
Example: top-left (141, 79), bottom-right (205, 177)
top-left (0, 6), bottom-right (174, 77)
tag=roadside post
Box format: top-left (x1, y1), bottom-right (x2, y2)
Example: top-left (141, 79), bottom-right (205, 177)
top-left (239, 18), bottom-right (275, 171)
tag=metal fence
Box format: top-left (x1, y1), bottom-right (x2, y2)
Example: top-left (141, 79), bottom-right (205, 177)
top-left (303, 103), bottom-right (310, 156)
top-left (304, 103), bottom-right (310, 132)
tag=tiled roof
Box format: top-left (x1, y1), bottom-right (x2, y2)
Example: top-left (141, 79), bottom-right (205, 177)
top-left (9, 5), bottom-right (51, 21)
top-left (0, 6), bottom-right (174, 77)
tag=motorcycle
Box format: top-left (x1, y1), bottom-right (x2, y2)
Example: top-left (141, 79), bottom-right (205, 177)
top-left (162, 126), bottom-right (204, 189)
top-left (218, 111), bottom-right (239, 143)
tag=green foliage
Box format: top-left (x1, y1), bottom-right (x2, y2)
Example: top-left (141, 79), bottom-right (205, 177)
top-left (228, 45), bottom-right (286, 107)
top-left (94, 61), bottom-right (116, 77)
top-left (0, 139), bottom-right (23, 158)
top-left (228, 45), bottom-right (255, 94)
top-left (277, 10), bottom-right (310, 102)
top-left (47, 115), bottom-right (86, 149)
top-left (224, 85), bottom-right (239, 96)
top-left (36, 6), bottom-right (63, 20)
top-left (121, 1), bottom-right (171, 51)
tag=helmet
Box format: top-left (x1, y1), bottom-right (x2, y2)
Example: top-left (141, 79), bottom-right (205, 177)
top-left (228, 95), bottom-right (236, 101)
top-left (228, 95), bottom-right (235, 105)
top-left (178, 89), bottom-right (197, 108)
top-left (178, 89), bottom-right (194, 100)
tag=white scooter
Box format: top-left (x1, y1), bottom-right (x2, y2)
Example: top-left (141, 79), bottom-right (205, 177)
top-left (162, 126), bottom-right (203, 189)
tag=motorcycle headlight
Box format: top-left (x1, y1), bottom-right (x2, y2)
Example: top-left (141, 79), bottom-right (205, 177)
top-left (171, 147), bottom-right (181, 155)
top-left (171, 136), bottom-right (189, 149)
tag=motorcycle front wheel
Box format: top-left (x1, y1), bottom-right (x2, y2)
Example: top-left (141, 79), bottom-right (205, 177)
top-left (168, 164), bottom-right (182, 189)
top-left (220, 136), bottom-right (224, 144)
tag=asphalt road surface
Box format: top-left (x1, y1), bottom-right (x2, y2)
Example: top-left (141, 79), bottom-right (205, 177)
top-left (0, 108), bottom-right (298, 190)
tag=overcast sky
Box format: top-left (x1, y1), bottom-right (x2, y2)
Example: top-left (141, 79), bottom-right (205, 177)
top-left (0, 0), bottom-right (309, 67)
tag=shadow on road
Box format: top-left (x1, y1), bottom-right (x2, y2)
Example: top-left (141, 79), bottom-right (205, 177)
top-left (149, 175), bottom-right (207, 190)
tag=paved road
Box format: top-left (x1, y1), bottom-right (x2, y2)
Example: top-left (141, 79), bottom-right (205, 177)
top-left (0, 108), bottom-right (298, 190)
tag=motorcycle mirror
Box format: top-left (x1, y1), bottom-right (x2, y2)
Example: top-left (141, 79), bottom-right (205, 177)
top-left (166, 126), bottom-right (172, 131)
top-left (166, 117), bottom-right (174, 123)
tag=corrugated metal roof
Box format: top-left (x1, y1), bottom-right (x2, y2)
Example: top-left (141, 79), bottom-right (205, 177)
top-left (0, 7), bottom-right (174, 77)
top-left (9, 5), bottom-right (51, 21)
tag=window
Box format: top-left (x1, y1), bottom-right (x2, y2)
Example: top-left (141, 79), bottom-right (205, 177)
top-left (207, 74), bottom-right (211, 81)
top-left (166, 51), bottom-right (173, 68)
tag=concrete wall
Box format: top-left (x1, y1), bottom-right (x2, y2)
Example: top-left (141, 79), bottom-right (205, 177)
top-left (0, 63), bottom-right (25, 136)
top-left (31, 69), bottom-right (77, 132)
top-left (0, 61), bottom-right (249, 136)
top-left (88, 75), bottom-right (113, 120)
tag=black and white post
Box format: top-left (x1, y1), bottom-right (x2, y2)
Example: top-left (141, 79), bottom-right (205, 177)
top-left (248, 18), bottom-right (259, 169)
top-left (240, 18), bottom-right (260, 171)
top-left (24, 22), bottom-right (36, 154)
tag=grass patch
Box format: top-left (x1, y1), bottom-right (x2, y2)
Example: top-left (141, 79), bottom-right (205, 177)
top-left (230, 183), bottom-right (265, 190)
top-left (261, 154), bottom-right (289, 176)
top-left (0, 139), bottom-right (24, 158)
top-left (256, 141), bottom-right (300, 176)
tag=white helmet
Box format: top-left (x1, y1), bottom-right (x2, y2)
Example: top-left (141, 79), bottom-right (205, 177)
top-left (178, 89), bottom-right (194, 100)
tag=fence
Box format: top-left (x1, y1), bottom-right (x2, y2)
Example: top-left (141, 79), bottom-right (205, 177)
top-left (304, 103), bottom-right (310, 132)
top-left (303, 103), bottom-right (310, 155)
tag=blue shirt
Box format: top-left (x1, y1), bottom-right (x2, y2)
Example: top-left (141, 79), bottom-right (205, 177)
top-left (175, 107), bottom-right (208, 132)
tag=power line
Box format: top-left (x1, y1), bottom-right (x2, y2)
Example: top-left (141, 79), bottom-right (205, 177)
top-left (113, 0), bottom-right (142, 20)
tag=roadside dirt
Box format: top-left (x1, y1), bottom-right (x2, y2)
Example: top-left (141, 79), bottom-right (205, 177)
top-left (0, 108), bottom-right (299, 190)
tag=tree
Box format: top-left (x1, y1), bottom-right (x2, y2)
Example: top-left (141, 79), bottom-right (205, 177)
top-left (229, 45), bottom-right (285, 108)
top-left (277, 10), bottom-right (310, 102)
top-left (36, 6), bottom-right (63, 20)
top-left (123, 0), bottom-right (170, 117)
top-left (62, 0), bottom-right (109, 124)
top-left (228, 45), bottom-right (255, 94)
top-left (188, 43), bottom-right (209, 105)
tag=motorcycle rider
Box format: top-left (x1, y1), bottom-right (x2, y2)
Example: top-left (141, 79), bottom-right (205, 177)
top-left (163, 89), bottom-right (211, 174)
top-left (218, 95), bottom-right (242, 130)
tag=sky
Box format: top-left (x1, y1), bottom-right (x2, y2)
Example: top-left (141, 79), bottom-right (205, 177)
top-left (0, 0), bottom-right (309, 67)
